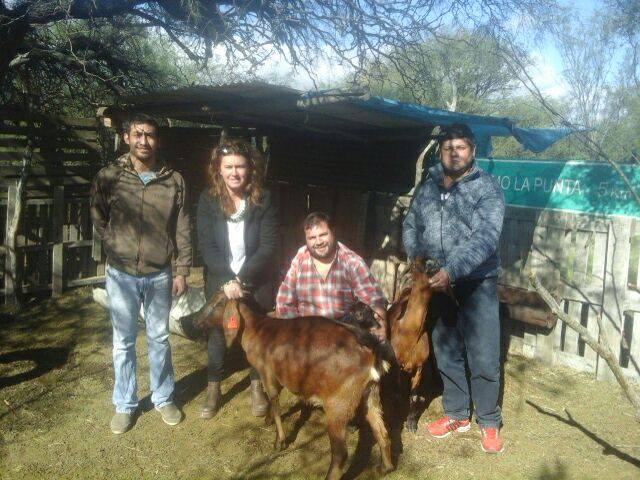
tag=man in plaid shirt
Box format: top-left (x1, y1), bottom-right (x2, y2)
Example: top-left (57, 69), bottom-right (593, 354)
top-left (276, 212), bottom-right (388, 340)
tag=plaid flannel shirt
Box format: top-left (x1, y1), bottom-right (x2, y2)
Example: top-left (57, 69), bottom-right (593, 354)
top-left (276, 242), bottom-right (387, 319)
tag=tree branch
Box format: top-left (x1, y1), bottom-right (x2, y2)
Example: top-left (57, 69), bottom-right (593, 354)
top-left (529, 272), bottom-right (640, 419)
top-left (496, 37), bottom-right (640, 206)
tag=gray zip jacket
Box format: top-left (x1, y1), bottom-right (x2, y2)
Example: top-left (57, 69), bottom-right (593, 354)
top-left (402, 162), bottom-right (505, 282)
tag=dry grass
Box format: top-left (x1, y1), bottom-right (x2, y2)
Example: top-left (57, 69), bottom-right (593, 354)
top-left (1, 287), bottom-right (639, 479)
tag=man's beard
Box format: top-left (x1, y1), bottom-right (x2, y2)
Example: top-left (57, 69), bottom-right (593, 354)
top-left (310, 242), bottom-right (337, 262)
top-left (443, 158), bottom-right (474, 177)
top-left (134, 146), bottom-right (153, 159)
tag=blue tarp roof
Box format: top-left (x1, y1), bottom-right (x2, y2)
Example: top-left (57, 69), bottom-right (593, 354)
top-left (301, 91), bottom-right (575, 156)
top-left (110, 83), bottom-right (575, 156)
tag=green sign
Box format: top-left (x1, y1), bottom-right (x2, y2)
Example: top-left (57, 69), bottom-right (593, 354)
top-left (477, 158), bottom-right (640, 218)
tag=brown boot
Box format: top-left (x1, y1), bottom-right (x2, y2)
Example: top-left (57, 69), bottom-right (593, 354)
top-left (201, 381), bottom-right (221, 419)
top-left (250, 379), bottom-right (269, 417)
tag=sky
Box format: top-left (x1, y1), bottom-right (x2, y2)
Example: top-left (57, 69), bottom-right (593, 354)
top-left (254, 0), bottom-right (608, 100)
top-left (524, 0), bottom-right (602, 98)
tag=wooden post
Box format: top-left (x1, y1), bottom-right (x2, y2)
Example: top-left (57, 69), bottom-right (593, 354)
top-left (4, 183), bottom-right (17, 304)
top-left (598, 217), bottom-right (632, 380)
top-left (355, 192), bottom-right (369, 253)
top-left (527, 210), bottom-right (557, 366)
top-left (262, 135), bottom-right (271, 178)
top-left (52, 242), bottom-right (64, 297)
top-left (535, 323), bottom-right (557, 365)
top-left (51, 186), bottom-right (65, 297)
top-left (52, 186), bottom-right (64, 243)
top-left (92, 225), bottom-right (103, 262)
top-left (414, 140), bottom-right (436, 187)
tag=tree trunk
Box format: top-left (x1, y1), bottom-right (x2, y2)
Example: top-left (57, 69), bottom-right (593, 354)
top-left (6, 129), bottom-right (33, 306)
top-left (414, 140), bottom-right (436, 187)
top-left (529, 272), bottom-right (640, 419)
top-left (447, 81), bottom-right (458, 111)
top-left (0, 19), bottom-right (29, 87)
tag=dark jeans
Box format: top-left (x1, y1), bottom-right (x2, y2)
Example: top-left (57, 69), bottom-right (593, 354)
top-left (207, 326), bottom-right (260, 382)
top-left (431, 276), bottom-right (502, 428)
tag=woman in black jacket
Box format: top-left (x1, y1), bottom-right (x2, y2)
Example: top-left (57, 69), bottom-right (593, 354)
top-left (197, 138), bottom-right (278, 418)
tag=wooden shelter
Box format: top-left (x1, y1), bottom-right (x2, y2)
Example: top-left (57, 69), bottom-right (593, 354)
top-left (1, 82), bottom-right (638, 384)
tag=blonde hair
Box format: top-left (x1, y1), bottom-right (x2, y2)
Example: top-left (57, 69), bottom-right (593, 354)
top-left (208, 138), bottom-right (265, 217)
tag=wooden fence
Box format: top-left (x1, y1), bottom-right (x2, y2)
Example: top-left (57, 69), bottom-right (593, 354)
top-left (363, 191), bottom-right (640, 383)
top-left (1, 174), bottom-right (105, 300)
top-left (5, 163), bottom-right (637, 383)
top-left (0, 112), bottom-right (107, 301)
top-left (499, 209), bottom-right (640, 381)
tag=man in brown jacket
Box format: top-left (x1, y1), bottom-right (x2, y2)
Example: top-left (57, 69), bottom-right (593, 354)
top-left (91, 113), bottom-right (192, 434)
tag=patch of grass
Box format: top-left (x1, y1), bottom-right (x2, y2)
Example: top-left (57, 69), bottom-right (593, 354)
top-left (0, 287), bottom-right (639, 479)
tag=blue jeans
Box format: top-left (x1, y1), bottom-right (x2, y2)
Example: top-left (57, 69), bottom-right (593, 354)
top-left (106, 266), bottom-right (174, 413)
top-left (431, 277), bottom-right (502, 428)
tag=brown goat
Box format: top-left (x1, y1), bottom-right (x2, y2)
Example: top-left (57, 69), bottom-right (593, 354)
top-left (387, 257), bottom-right (440, 432)
top-left (195, 295), bottom-right (395, 480)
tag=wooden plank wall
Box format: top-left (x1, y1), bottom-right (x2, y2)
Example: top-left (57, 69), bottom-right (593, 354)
top-left (0, 111), bottom-right (104, 168)
top-left (487, 208), bottom-right (639, 381)
top-left (268, 134), bottom-right (421, 194)
top-left (0, 112), bottom-right (105, 300)
top-left (498, 209), bottom-right (606, 371)
top-left (1, 181), bottom-right (104, 301)
top-left (273, 182), bottom-right (370, 279)
top-left (368, 192), bottom-right (640, 382)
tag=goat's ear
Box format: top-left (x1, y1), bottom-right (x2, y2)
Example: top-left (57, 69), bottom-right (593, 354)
top-left (212, 291), bottom-right (227, 308)
top-left (425, 259), bottom-right (441, 276)
top-left (411, 256), bottom-right (426, 273)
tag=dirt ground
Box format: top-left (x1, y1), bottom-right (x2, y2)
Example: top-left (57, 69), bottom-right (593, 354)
top-left (1, 286), bottom-right (639, 480)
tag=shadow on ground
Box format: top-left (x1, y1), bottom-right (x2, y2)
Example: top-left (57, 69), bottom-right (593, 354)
top-left (0, 347), bottom-right (70, 389)
top-left (527, 400), bottom-right (640, 469)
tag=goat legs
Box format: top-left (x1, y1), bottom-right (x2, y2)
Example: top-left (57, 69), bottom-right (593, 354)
top-left (324, 410), bottom-right (349, 480)
top-left (364, 384), bottom-right (394, 474)
top-left (406, 366), bottom-right (423, 433)
top-left (263, 380), bottom-right (286, 451)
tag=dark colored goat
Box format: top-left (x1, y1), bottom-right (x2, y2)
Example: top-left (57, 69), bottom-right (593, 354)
top-left (194, 295), bottom-right (395, 480)
top-left (335, 301), bottom-right (381, 330)
top-left (387, 257), bottom-right (440, 432)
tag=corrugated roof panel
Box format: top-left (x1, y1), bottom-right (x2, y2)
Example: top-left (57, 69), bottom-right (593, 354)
top-left (101, 83), bottom-right (575, 152)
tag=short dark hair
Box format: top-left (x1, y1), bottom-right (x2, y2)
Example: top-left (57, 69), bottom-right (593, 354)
top-left (437, 123), bottom-right (475, 148)
top-left (122, 114), bottom-right (160, 135)
top-left (303, 211), bottom-right (334, 231)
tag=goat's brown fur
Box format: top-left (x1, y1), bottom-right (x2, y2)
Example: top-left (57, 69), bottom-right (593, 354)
top-left (387, 257), bottom-right (437, 432)
top-left (195, 296), bottom-right (394, 480)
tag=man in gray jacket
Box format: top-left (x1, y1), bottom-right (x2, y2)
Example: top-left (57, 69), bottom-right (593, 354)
top-left (403, 123), bottom-right (505, 453)
top-left (91, 114), bottom-right (192, 434)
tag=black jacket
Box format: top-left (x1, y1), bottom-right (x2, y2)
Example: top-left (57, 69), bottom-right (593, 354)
top-left (197, 189), bottom-right (278, 310)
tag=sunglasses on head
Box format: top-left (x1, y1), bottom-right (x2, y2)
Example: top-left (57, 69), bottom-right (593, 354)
top-left (219, 144), bottom-right (249, 156)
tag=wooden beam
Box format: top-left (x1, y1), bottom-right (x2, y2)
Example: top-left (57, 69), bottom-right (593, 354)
top-left (52, 242), bottom-right (65, 297)
top-left (599, 218), bottom-right (632, 380)
top-left (67, 276), bottom-right (105, 287)
top-left (52, 186), bottom-right (65, 243)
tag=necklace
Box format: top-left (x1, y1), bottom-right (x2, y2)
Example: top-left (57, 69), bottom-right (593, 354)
top-left (227, 199), bottom-right (247, 223)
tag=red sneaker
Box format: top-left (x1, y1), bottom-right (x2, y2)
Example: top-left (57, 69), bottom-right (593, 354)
top-left (426, 415), bottom-right (471, 438)
top-left (480, 427), bottom-right (505, 453)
